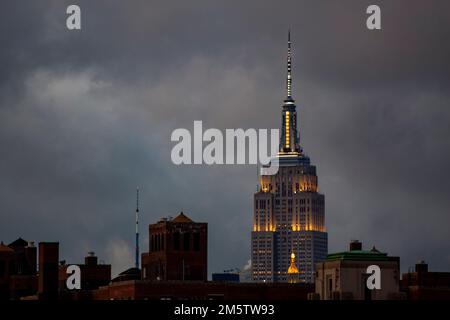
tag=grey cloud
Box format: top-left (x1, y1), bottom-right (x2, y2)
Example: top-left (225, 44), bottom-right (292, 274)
top-left (1, 1), bottom-right (450, 276)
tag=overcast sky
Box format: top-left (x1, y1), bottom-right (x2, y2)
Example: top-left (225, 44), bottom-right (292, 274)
top-left (1, 1), bottom-right (449, 277)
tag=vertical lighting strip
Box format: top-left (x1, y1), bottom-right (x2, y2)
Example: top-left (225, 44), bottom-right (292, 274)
top-left (285, 111), bottom-right (290, 149)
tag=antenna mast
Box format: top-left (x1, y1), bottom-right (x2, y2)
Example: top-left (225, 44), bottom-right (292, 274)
top-left (135, 187), bottom-right (140, 269)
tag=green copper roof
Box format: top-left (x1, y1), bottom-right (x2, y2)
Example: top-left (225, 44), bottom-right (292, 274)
top-left (326, 250), bottom-right (389, 262)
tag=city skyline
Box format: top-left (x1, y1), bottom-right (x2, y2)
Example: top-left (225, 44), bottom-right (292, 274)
top-left (1, 0), bottom-right (450, 279)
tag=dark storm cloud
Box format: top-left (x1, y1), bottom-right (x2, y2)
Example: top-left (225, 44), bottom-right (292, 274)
top-left (1, 0), bottom-right (450, 275)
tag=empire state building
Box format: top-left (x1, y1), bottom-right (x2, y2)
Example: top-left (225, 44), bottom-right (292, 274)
top-left (251, 32), bottom-right (327, 283)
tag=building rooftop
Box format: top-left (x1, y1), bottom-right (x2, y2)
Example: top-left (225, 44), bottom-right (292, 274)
top-left (111, 267), bottom-right (141, 283)
top-left (8, 237), bottom-right (28, 248)
top-left (172, 211), bottom-right (193, 223)
top-left (326, 248), bottom-right (389, 262)
top-left (0, 241), bottom-right (14, 252)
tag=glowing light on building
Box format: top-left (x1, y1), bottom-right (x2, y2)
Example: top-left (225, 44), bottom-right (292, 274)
top-left (285, 111), bottom-right (290, 149)
top-left (251, 30), bottom-right (327, 284)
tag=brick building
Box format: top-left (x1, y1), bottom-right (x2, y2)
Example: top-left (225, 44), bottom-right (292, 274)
top-left (92, 280), bottom-right (313, 300)
top-left (401, 261), bottom-right (450, 300)
top-left (141, 212), bottom-right (207, 281)
top-left (0, 238), bottom-right (37, 300)
top-left (59, 251), bottom-right (111, 291)
top-left (38, 242), bottom-right (59, 300)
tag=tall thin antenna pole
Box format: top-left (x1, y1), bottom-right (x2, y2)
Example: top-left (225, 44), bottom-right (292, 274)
top-left (135, 187), bottom-right (140, 269)
top-left (286, 28), bottom-right (293, 100)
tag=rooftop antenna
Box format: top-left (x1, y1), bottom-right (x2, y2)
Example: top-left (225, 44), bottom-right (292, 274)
top-left (135, 187), bottom-right (140, 269)
top-left (286, 28), bottom-right (293, 101)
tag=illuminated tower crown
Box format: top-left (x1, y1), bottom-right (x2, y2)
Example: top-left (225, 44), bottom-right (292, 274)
top-left (279, 30), bottom-right (301, 155)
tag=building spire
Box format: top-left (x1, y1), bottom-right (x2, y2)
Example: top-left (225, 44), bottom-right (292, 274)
top-left (287, 251), bottom-right (300, 283)
top-left (286, 29), bottom-right (294, 101)
top-left (135, 187), bottom-right (140, 269)
top-left (279, 29), bottom-right (301, 154)
top-left (287, 252), bottom-right (299, 274)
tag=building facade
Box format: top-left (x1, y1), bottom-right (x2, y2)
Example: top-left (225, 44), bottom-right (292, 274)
top-left (0, 238), bottom-right (37, 300)
top-left (212, 272), bottom-right (240, 283)
top-left (141, 212), bottom-right (207, 281)
top-left (251, 32), bottom-right (327, 283)
top-left (92, 281), bottom-right (313, 301)
top-left (38, 242), bottom-right (59, 300)
top-left (314, 240), bottom-right (402, 300)
top-left (401, 261), bottom-right (450, 300)
top-left (59, 251), bottom-right (111, 291)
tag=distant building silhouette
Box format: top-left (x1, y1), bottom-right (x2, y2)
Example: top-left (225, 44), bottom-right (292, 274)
top-left (401, 261), bottom-right (450, 300)
top-left (212, 272), bottom-right (240, 283)
top-left (59, 251), bottom-right (111, 291)
top-left (93, 281), bottom-right (313, 300)
top-left (0, 238), bottom-right (37, 300)
top-left (38, 242), bottom-right (59, 300)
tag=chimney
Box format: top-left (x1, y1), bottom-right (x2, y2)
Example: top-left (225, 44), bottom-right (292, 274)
top-left (349, 240), bottom-right (362, 251)
top-left (415, 260), bottom-right (428, 274)
top-left (85, 251), bottom-right (98, 266)
top-left (38, 242), bottom-right (59, 300)
top-left (24, 244), bottom-right (37, 275)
